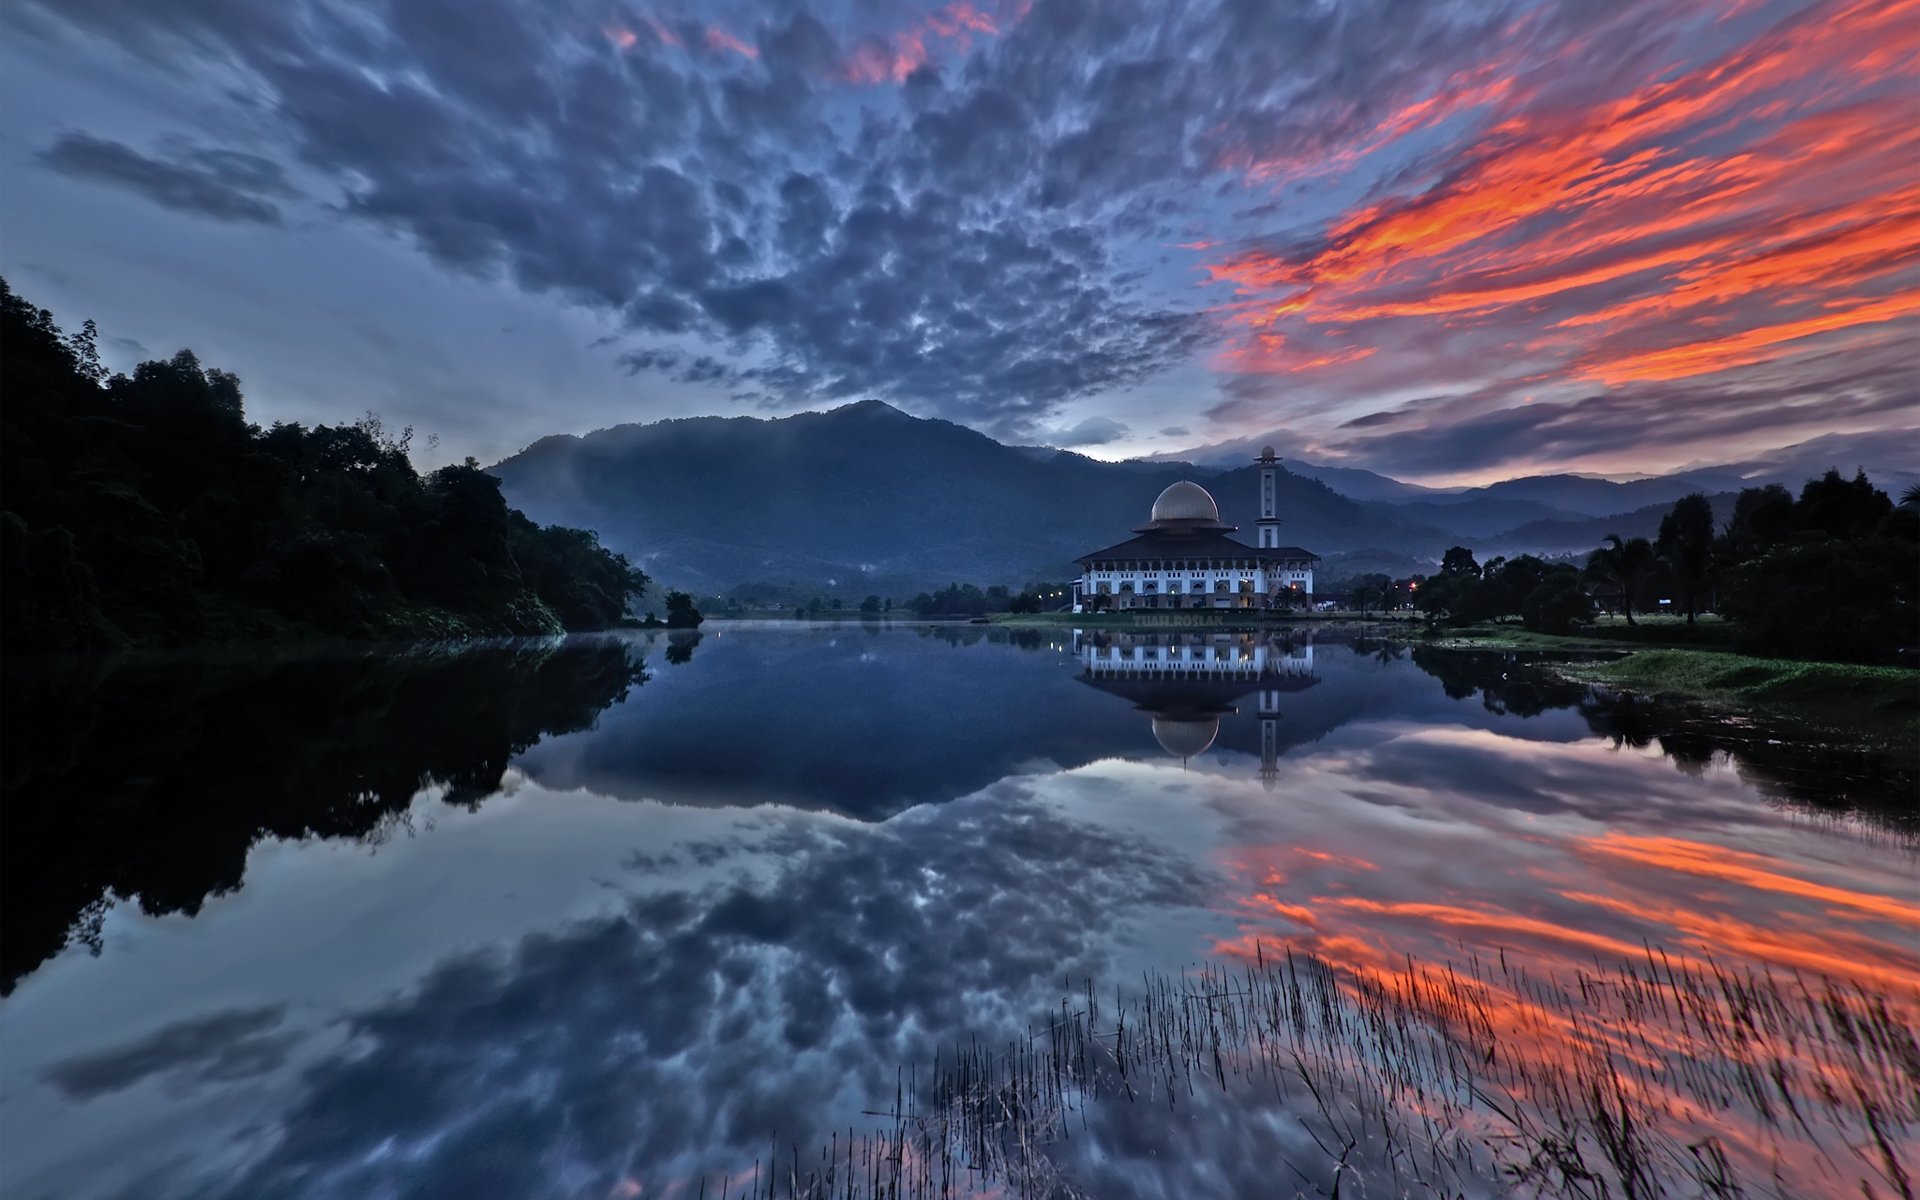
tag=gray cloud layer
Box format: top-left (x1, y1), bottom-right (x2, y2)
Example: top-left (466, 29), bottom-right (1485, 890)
top-left (38, 134), bottom-right (296, 224)
top-left (8, 0), bottom-right (1569, 442)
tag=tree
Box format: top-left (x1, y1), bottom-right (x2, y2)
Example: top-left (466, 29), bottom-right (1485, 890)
top-left (1518, 567), bottom-right (1593, 634)
top-left (1439, 545), bottom-right (1481, 578)
top-left (1656, 493), bottom-right (1715, 625)
top-left (1798, 469), bottom-right (1892, 538)
top-left (65, 319), bottom-right (106, 385)
top-left (664, 590), bottom-right (703, 628)
top-left (859, 594), bottom-right (882, 615)
top-left (0, 277), bottom-right (652, 649)
top-left (1722, 537), bottom-right (1916, 662)
top-left (1723, 484), bottom-right (1797, 560)
top-left (1586, 534), bottom-right (1657, 626)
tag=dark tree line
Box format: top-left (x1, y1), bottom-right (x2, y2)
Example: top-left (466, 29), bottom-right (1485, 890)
top-left (1414, 549), bottom-right (1594, 634)
top-left (906, 581), bottom-right (1066, 617)
top-left (1, 280), bottom-right (648, 651)
top-left (1412, 472), bottom-right (1918, 662)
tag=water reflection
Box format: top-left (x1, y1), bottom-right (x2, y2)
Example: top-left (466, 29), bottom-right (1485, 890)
top-left (0, 626), bottom-right (1912, 1199)
top-left (0, 637), bottom-right (648, 992)
top-left (1076, 631), bottom-right (1315, 782)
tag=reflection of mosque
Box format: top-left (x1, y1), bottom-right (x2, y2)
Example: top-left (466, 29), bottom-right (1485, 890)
top-left (1073, 631), bottom-right (1319, 788)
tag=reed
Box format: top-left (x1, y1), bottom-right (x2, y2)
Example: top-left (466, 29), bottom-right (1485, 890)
top-left (670, 942), bottom-right (1918, 1199)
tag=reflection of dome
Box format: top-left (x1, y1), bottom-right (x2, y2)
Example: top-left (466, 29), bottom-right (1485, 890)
top-left (1151, 480), bottom-right (1219, 522)
top-left (1151, 715), bottom-right (1219, 760)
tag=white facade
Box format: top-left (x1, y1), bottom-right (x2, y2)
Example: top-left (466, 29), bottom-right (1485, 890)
top-left (1075, 557), bottom-right (1315, 611)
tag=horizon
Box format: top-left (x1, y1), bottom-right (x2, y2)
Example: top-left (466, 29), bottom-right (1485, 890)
top-left (3, 1), bottom-right (1914, 487)
top-left (499, 395), bottom-right (1907, 492)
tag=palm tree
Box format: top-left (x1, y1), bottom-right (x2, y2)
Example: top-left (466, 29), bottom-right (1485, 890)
top-left (1901, 483), bottom-right (1920, 508)
top-left (1586, 534), bottom-right (1656, 626)
top-left (1657, 493), bottom-right (1716, 625)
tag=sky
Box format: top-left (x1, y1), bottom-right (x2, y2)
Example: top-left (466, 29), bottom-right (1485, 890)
top-left (0, 0), bottom-right (1914, 485)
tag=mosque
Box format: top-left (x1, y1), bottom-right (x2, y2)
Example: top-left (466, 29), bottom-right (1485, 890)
top-left (1070, 447), bottom-right (1318, 612)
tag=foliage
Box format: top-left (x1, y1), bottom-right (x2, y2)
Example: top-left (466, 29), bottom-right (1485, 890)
top-left (1656, 492), bottom-right (1716, 625)
top-left (0, 278), bottom-right (647, 651)
top-left (1585, 534), bottom-right (1658, 626)
top-left (1413, 550), bottom-right (1588, 632)
top-left (664, 590), bottom-right (704, 628)
top-left (1720, 536), bottom-right (1916, 663)
top-left (911, 583), bottom-right (989, 617)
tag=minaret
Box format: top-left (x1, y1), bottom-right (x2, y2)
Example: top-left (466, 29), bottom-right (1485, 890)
top-left (1255, 445), bottom-right (1281, 549)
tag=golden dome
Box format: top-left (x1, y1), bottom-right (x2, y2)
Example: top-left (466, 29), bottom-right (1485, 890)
top-left (1150, 480), bottom-right (1220, 523)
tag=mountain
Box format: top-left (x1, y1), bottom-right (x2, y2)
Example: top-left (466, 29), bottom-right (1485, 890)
top-left (490, 401), bottom-right (1915, 596)
top-left (1161, 428), bottom-right (1918, 518)
top-left (1478, 493), bottom-right (1742, 559)
top-left (1446, 471), bottom-right (1750, 518)
top-left (489, 401), bottom-right (1448, 596)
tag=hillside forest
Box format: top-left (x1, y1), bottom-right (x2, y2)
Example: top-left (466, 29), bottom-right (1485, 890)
top-left (1, 280), bottom-right (649, 652)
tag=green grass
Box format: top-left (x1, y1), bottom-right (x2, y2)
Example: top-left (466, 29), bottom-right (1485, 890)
top-left (1561, 648), bottom-right (1920, 743)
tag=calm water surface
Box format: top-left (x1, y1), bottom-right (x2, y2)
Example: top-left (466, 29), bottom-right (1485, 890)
top-left (1, 625), bottom-right (1914, 1199)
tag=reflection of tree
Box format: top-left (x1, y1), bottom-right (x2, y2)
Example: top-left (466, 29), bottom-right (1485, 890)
top-left (663, 631), bottom-right (702, 665)
top-left (1408, 647), bottom-right (1586, 717)
top-left (1, 638), bottom-right (647, 993)
top-left (1407, 647), bottom-right (1917, 835)
top-left (1350, 636), bottom-right (1406, 666)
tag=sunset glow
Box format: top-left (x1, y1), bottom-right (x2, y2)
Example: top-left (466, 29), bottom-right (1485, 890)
top-left (8, 0), bottom-right (1914, 477)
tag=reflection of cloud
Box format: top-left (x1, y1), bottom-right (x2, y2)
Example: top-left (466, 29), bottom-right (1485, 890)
top-left (198, 788), bottom-right (1207, 1199)
top-left (41, 1007), bottom-right (297, 1100)
top-left (1202, 720), bottom-right (1920, 1194)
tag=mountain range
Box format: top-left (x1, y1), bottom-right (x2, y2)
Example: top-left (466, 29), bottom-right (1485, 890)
top-left (490, 401), bottom-right (1914, 598)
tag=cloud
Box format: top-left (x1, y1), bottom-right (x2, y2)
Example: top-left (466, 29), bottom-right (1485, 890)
top-left (37, 133), bottom-right (296, 224)
top-left (1275, 341), bottom-right (1918, 479)
top-left (5, 0), bottom-right (1914, 474)
top-left (1035, 414), bottom-right (1130, 447)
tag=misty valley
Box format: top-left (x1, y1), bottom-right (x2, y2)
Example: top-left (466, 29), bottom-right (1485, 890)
top-left (2, 625), bottom-right (1913, 1199)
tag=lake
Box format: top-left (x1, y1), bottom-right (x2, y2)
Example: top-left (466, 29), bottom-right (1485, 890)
top-left (1, 624), bottom-right (1914, 1199)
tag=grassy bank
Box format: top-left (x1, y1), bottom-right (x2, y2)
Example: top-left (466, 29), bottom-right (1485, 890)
top-left (1555, 648), bottom-right (1920, 742)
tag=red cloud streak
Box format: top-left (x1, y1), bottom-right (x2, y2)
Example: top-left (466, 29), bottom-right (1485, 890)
top-left (1204, 0), bottom-right (1920, 394)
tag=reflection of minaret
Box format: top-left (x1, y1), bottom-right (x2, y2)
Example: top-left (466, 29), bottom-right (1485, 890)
top-left (1256, 445), bottom-right (1281, 550)
top-left (1257, 688), bottom-right (1282, 791)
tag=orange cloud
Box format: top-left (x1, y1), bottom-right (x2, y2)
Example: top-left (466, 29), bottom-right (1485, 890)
top-left (703, 25), bottom-right (758, 59)
top-left (840, 1), bottom-right (1008, 84)
top-left (1201, 0), bottom-right (1920, 393)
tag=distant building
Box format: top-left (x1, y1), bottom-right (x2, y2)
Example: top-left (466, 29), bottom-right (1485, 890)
top-left (1070, 447), bottom-right (1318, 612)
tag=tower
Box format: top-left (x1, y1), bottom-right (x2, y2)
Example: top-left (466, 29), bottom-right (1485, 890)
top-left (1255, 445), bottom-right (1280, 549)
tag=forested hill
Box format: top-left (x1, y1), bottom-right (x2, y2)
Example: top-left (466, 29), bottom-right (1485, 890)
top-left (490, 400), bottom-right (1448, 595)
top-left (0, 280), bottom-right (647, 653)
